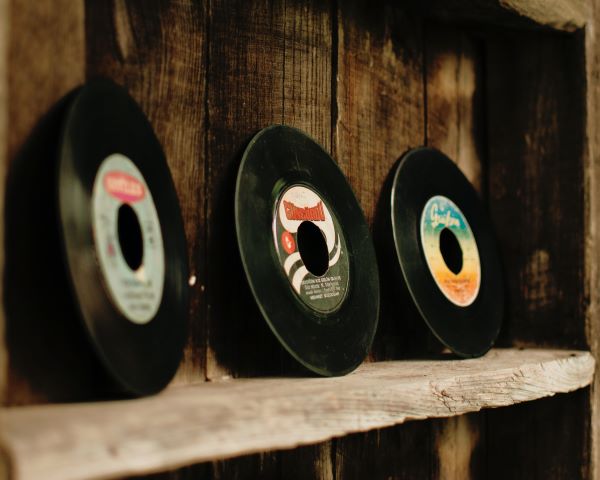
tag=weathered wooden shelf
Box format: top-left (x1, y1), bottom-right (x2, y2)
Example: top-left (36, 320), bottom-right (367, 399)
top-left (0, 348), bottom-right (594, 480)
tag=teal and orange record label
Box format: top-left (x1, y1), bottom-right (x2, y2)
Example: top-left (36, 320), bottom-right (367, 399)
top-left (272, 184), bottom-right (349, 313)
top-left (419, 195), bottom-right (481, 307)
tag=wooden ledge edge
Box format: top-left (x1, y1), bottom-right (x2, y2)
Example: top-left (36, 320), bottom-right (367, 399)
top-left (0, 349), bottom-right (595, 480)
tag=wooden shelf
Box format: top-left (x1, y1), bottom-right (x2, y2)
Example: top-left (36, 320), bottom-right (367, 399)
top-left (0, 348), bottom-right (594, 480)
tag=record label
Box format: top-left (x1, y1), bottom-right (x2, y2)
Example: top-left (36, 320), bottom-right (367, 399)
top-left (92, 153), bottom-right (165, 324)
top-left (419, 195), bottom-right (481, 307)
top-left (272, 184), bottom-right (349, 313)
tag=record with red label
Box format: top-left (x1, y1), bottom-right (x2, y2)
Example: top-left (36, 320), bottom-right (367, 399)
top-left (58, 79), bottom-right (188, 396)
top-left (235, 125), bottom-right (379, 376)
top-left (390, 147), bottom-right (503, 357)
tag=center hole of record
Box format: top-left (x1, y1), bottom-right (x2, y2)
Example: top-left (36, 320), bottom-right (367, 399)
top-left (297, 221), bottom-right (329, 277)
top-left (117, 203), bottom-right (144, 271)
top-left (439, 227), bottom-right (463, 275)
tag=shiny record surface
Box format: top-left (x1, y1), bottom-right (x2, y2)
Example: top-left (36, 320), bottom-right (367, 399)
top-left (58, 79), bottom-right (188, 396)
top-left (391, 147), bottom-right (503, 357)
top-left (235, 125), bottom-right (379, 376)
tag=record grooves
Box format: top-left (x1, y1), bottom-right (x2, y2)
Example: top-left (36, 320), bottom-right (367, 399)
top-left (390, 147), bottom-right (503, 357)
top-left (235, 125), bottom-right (380, 376)
top-left (58, 79), bottom-right (188, 396)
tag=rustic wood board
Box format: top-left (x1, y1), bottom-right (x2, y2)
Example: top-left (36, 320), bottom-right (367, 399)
top-left (0, 0), bottom-right (8, 404)
top-left (484, 29), bottom-right (589, 480)
top-left (0, 349), bottom-right (593, 480)
top-left (85, 0), bottom-right (208, 386)
top-left (585, 0), bottom-right (600, 476)
top-left (333, 3), bottom-right (430, 477)
top-left (203, 1), bottom-right (335, 476)
top-left (204, 0), bottom-right (333, 382)
top-left (424, 22), bottom-right (487, 480)
top-left (2, 0), bottom-right (88, 405)
top-left (486, 31), bottom-right (586, 349)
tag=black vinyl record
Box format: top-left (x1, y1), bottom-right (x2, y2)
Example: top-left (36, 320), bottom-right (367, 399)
top-left (58, 79), bottom-right (188, 396)
top-left (235, 125), bottom-right (379, 376)
top-left (390, 147), bottom-right (503, 357)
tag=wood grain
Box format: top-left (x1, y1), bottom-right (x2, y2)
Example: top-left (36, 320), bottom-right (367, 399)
top-left (424, 23), bottom-right (487, 480)
top-left (486, 388), bottom-right (590, 479)
top-left (486, 31), bottom-right (586, 349)
top-left (204, 1), bottom-right (334, 476)
top-left (85, 0), bottom-right (208, 386)
top-left (333, 4), bottom-right (430, 477)
top-left (425, 25), bottom-right (485, 194)
top-left (0, 349), bottom-right (593, 480)
top-left (585, 0), bottom-right (600, 476)
top-left (0, 0), bottom-right (8, 403)
top-left (3, 0), bottom-right (87, 405)
top-left (335, 0), bottom-right (425, 362)
top-left (485, 29), bottom-right (589, 480)
top-left (204, 0), bottom-right (333, 381)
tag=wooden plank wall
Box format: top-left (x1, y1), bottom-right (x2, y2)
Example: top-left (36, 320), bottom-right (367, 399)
top-left (0, 0), bottom-right (593, 478)
top-left (0, 0), bottom-right (8, 403)
top-left (586, 0), bottom-right (600, 476)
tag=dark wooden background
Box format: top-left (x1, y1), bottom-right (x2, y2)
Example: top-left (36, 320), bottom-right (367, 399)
top-left (0, 0), bottom-right (594, 478)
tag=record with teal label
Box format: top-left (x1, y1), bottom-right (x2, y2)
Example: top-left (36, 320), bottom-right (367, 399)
top-left (390, 147), bottom-right (503, 358)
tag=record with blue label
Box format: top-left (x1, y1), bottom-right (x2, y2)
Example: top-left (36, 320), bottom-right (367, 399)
top-left (390, 147), bottom-right (503, 357)
top-left (235, 125), bottom-right (379, 376)
top-left (58, 79), bottom-right (188, 396)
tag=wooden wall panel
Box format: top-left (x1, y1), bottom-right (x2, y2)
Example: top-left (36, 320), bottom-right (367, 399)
top-left (586, 1), bottom-right (600, 477)
top-left (486, 390), bottom-right (590, 479)
top-left (425, 24), bottom-right (486, 480)
top-left (335, 0), bottom-right (425, 363)
top-left (85, 0), bottom-right (208, 385)
top-left (204, 0), bottom-right (331, 380)
top-left (425, 26), bottom-right (485, 194)
top-left (0, 1), bottom-right (594, 478)
top-left (485, 30), bottom-right (588, 479)
top-left (205, 0), bottom-right (334, 477)
top-left (333, 2), bottom-right (434, 479)
top-left (3, 0), bottom-right (86, 405)
top-left (0, 0), bottom-right (8, 402)
top-left (486, 32), bottom-right (586, 349)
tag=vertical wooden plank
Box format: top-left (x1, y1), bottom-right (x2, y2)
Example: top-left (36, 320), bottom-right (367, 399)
top-left (6, 0), bottom-right (85, 160)
top-left (85, 0), bottom-right (208, 385)
top-left (205, 0), bottom-right (286, 381)
top-left (486, 32), bottom-right (586, 349)
top-left (282, 0), bottom-right (332, 151)
top-left (279, 4), bottom-right (335, 477)
top-left (0, 0), bottom-right (8, 403)
top-left (335, 0), bottom-right (424, 227)
top-left (206, 0), bottom-right (334, 477)
top-left (335, 0), bottom-right (425, 362)
top-left (585, 1), bottom-right (600, 477)
top-left (434, 414), bottom-right (482, 479)
top-left (425, 23), bottom-right (486, 480)
top-left (485, 30), bottom-right (588, 479)
top-left (205, 0), bottom-right (332, 376)
top-left (334, 2), bottom-right (431, 479)
top-left (335, 423), bottom-right (433, 479)
top-left (425, 26), bottom-right (485, 193)
top-left (486, 390), bottom-right (590, 479)
top-left (3, 0), bottom-right (86, 404)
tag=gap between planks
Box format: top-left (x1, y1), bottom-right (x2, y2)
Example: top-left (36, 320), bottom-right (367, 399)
top-left (0, 348), bottom-right (594, 480)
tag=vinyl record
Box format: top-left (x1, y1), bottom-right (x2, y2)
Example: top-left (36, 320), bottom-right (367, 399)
top-left (58, 79), bottom-right (188, 396)
top-left (235, 125), bottom-right (379, 376)
top-left (390, 147), bottom-right (503, 357)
